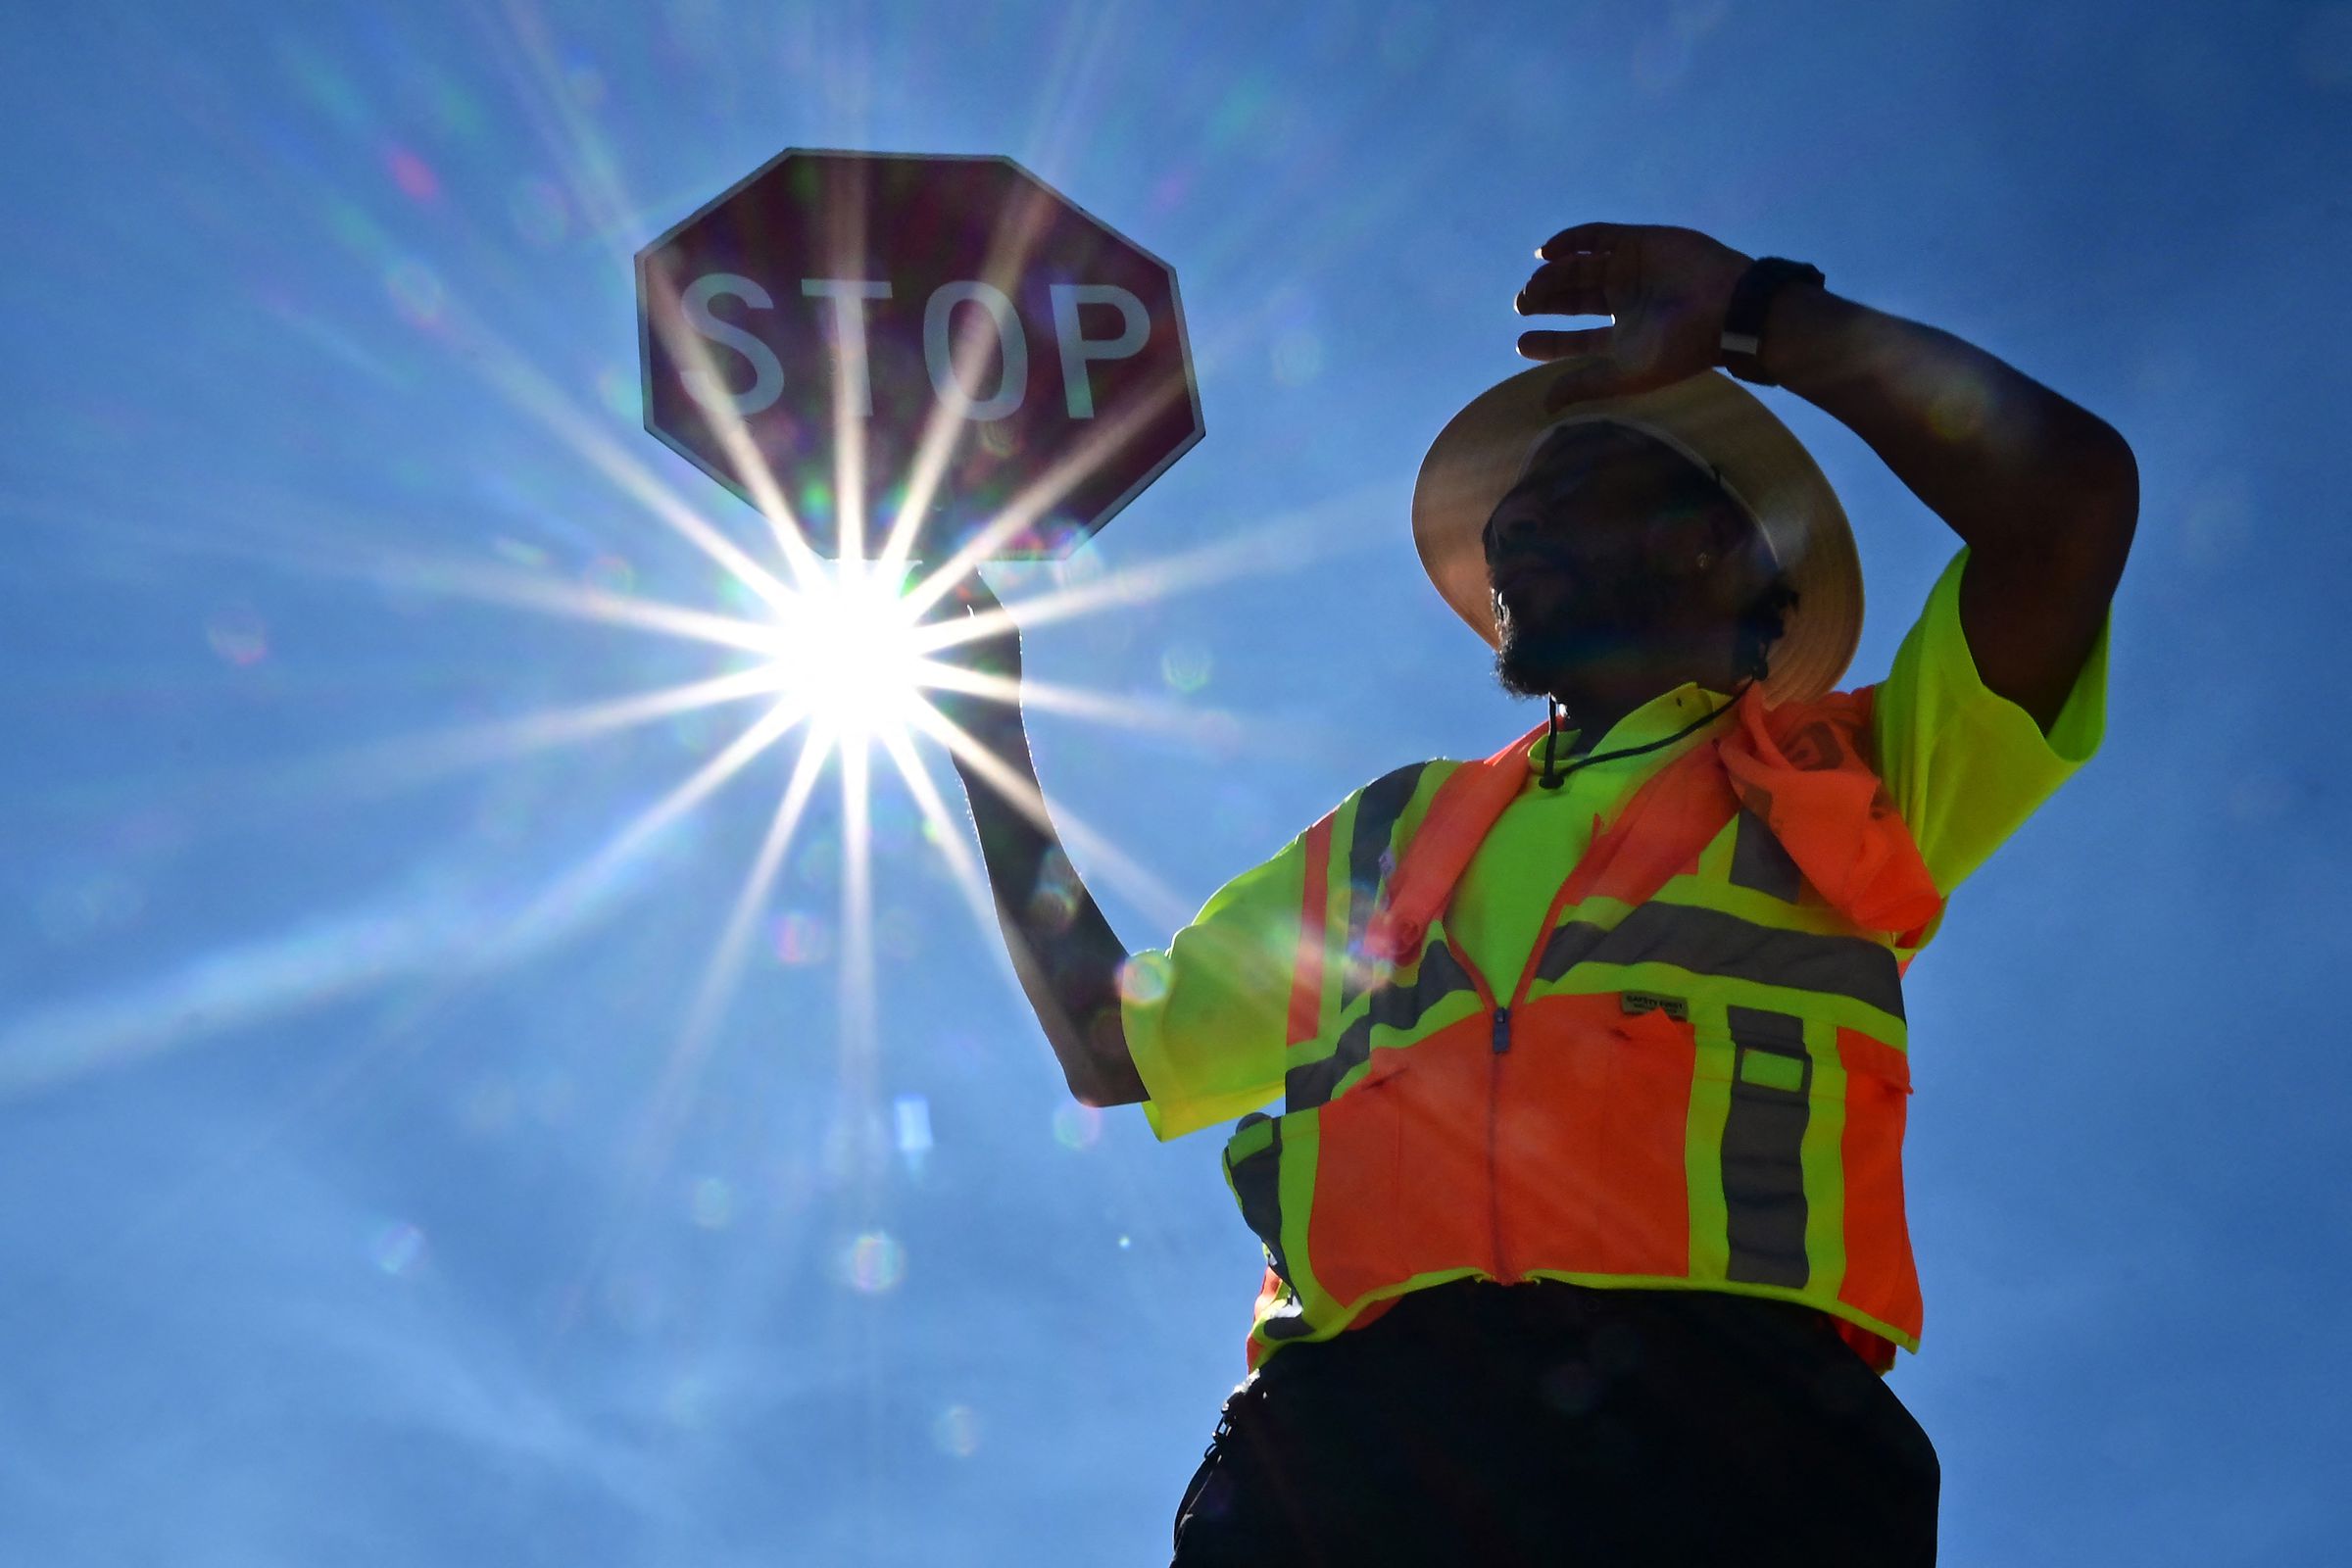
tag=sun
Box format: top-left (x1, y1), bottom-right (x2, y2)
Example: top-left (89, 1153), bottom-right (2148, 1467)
top-left (757, 564), bottom-right (934, 748)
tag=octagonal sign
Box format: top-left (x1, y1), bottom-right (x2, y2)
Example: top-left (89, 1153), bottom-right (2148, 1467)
top-left (637, 149), bottom-right (1202, 562)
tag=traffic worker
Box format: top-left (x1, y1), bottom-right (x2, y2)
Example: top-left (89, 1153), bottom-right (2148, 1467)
top-left (937, 222), bottom-right (2134, 1566)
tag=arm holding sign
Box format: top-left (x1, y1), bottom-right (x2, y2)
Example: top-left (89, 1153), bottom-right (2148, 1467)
top-left (929, 580), bottom-right (1147, 1108)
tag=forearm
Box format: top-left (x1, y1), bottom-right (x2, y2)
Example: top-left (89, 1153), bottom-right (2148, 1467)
top-left (952, 718), bottom-right (1146, 1106)
top-left (1757, 285), bottom-right (2137, 577)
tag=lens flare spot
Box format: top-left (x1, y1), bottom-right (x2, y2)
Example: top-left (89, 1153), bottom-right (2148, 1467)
top-left (604, 1272), bottom-right (664, 1334)
top-left (1270, 328), bottom-right (1324, 386)
top-left (664, 1372), bottom-right (710, 1428)
top-left (1027, 882), bottom-right (1078, 932)
top-left (932, 1404), bottom-right (981, 1457)
top-left (35, 872), bottom-right (145, 943)
top-left (772, 908), bottom-right (833, 965)
top-left (458, 1075), bottom-right (518, 1136)
top-left (690, 1176), bottom-right (734, 1230)
top-left (490, 535), bottom-right (552, 570)
top-left (205, 607), bottom-right (270, 666)
top-left (595, 365), bottom-right (638, 421)
top-left (385, 145), bottom-right (441, 203)
top-left (894, 1094), bottom-right (934, 1175)
top-left (1928, 376), bottom-right (1989, 441)
top-left (840, 1230), bottom-right (906, 1294)
top-left (1161, 642), bottom-right (1212, 693)
top-left (582, 552), bottom-right (636, 595)
top-left (386, 258), bottom-right (445, 325)
top-left (371, 1221), bottom-right (427, 1278)
top-left (1052, 1102), bottom-right (1103, 1151)
top-left (1118, 952), bottom-right (1171, 1005)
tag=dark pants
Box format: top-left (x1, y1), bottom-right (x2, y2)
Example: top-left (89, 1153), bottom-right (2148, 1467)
top-left (1170, 1280), bottom-right (1937, 1567)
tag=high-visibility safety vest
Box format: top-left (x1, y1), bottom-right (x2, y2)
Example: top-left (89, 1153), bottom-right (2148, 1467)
top-left (1220, 683), bottom-right (1947, 1374)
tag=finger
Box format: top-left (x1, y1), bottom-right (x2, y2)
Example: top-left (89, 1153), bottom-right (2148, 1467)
top-left (1515, 326), bottom-right (1613, 364)
top-left (1515, 260), bottom-right (1612, 318)
top-left (1537, 220), bottom-right (1629, 260)
top-left (1524, 347), bottom-right (1629, 411)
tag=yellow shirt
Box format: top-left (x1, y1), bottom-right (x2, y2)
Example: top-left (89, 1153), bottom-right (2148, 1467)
top-left (1126, 548), bottom-right (2109, 1140)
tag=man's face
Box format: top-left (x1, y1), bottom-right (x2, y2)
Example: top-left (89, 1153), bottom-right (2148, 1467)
top-left (1483, 421), bottom-right (1769, 697)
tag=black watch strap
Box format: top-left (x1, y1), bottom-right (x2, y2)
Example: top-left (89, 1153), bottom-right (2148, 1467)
top-left (1717, 257), bottom-right (1825, 386)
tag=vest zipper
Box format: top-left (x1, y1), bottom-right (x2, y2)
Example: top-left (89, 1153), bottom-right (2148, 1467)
top-left (1491, 1005), bottom-right (1512, 1054)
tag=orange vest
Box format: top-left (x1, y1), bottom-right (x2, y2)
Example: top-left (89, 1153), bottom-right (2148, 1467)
top-left (1222, 685), bottom-right (1944, 1373)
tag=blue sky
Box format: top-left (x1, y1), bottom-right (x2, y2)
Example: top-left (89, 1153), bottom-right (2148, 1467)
top-left (3, 2), bottom-right (2347, 1563)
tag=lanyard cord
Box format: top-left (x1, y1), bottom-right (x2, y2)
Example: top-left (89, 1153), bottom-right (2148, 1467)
top-left (1537, 682), bottom-right (1753, 791)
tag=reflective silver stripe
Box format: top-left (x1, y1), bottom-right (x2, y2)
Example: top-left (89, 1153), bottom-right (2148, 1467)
top-left (1260, 1294), bottom-right (1319, 1340)
top-left (1729, 808), bottom-right (1803, 903)
top-left (1535, 902), bottom-right (1904, 1019)
top-left (1341, 763), bottom-right (1431, 1008)
top-left (1286, 941), bottom-right (1477, 1110)
top-left (1223, 1112), bottom-right (1292, 1287)
top-left (1722, 1005), bottom-right (1811, 1289)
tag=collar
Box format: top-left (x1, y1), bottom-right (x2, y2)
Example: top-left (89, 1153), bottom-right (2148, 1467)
top-left (1520, 683), bottom-right (1736, 777)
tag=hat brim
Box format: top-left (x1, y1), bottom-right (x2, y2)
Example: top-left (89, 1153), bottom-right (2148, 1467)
top-left (1410, 365), bottom-right (1861, 705)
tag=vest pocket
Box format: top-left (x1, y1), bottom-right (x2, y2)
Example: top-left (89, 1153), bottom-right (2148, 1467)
top-left (1832, 1029), bottom-right (1922, 1340)
top-left (1496, 995), bottom-right (1695, 1280)
top-left (1299, 1022), bottom-right (1494, 1305)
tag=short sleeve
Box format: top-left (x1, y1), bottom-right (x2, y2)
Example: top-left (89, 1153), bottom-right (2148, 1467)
top-left (1122, 827), bottom-right (1313, 1141)
top-left (1872, 546), bottom-right (2109, 903)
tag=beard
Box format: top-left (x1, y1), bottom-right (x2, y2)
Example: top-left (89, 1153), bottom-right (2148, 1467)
top-left (1495, 619), bottom-right (1604, 698)
top-left (1491, 576), bottom-right (1676, 699)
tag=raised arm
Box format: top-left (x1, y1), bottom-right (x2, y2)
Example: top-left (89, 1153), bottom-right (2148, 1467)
top-left (922, 577), bottom-right (1147, 1108)
top-left (1516, 222), bottom-right (2137, 732)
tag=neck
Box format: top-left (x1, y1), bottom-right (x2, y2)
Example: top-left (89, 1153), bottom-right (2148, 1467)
top-left (1544, 669), bottom-right (1719, 751)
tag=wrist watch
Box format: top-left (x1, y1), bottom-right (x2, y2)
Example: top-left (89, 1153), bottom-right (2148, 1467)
top-left (1717, 257), bottom-right (1825, 386)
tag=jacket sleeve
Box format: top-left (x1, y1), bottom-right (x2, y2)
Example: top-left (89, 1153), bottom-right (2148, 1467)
top-left (1870, 546), bottom-right (2110, 907)
top-left (1121, 816), bottom-right (1330, 1142)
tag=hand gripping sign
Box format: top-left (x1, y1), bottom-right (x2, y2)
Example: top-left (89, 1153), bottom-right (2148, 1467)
top-left (637, 149), bottom-right (1202, 561)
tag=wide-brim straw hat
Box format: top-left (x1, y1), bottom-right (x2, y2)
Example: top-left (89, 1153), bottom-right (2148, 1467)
top-left (1410, 364), bottom-right (1862, 704)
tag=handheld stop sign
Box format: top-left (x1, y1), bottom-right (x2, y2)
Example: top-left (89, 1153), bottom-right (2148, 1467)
top-left (637, 149), bottom-right (1202, 562)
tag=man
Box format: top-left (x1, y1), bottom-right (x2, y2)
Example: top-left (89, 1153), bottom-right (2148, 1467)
top-left (936, 222), bottom-right (2133, 1564)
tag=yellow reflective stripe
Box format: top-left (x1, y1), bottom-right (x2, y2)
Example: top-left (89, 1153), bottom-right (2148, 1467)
top-left (1798, 1013), bottom-right (1849, 1307)
top-left (1739, 1051), bottom-right (1805, 1092)
top-left (1247, 1264), bottom-right (1491, 1358)
top-left (1684, 1000), bottom-right (1735, 1287)
top-left (1269, 1103), bottom-right (1326, 1332)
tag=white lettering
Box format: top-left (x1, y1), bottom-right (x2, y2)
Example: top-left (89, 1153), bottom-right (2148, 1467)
top-left (1050, 283), bottom-right (1150, 418)
top-left (800, 278), bottom-right (894, 417)
top-left (922, 280), bottom-right (1027, 420)
top-left (679, 273), bottom-right (784, 416)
